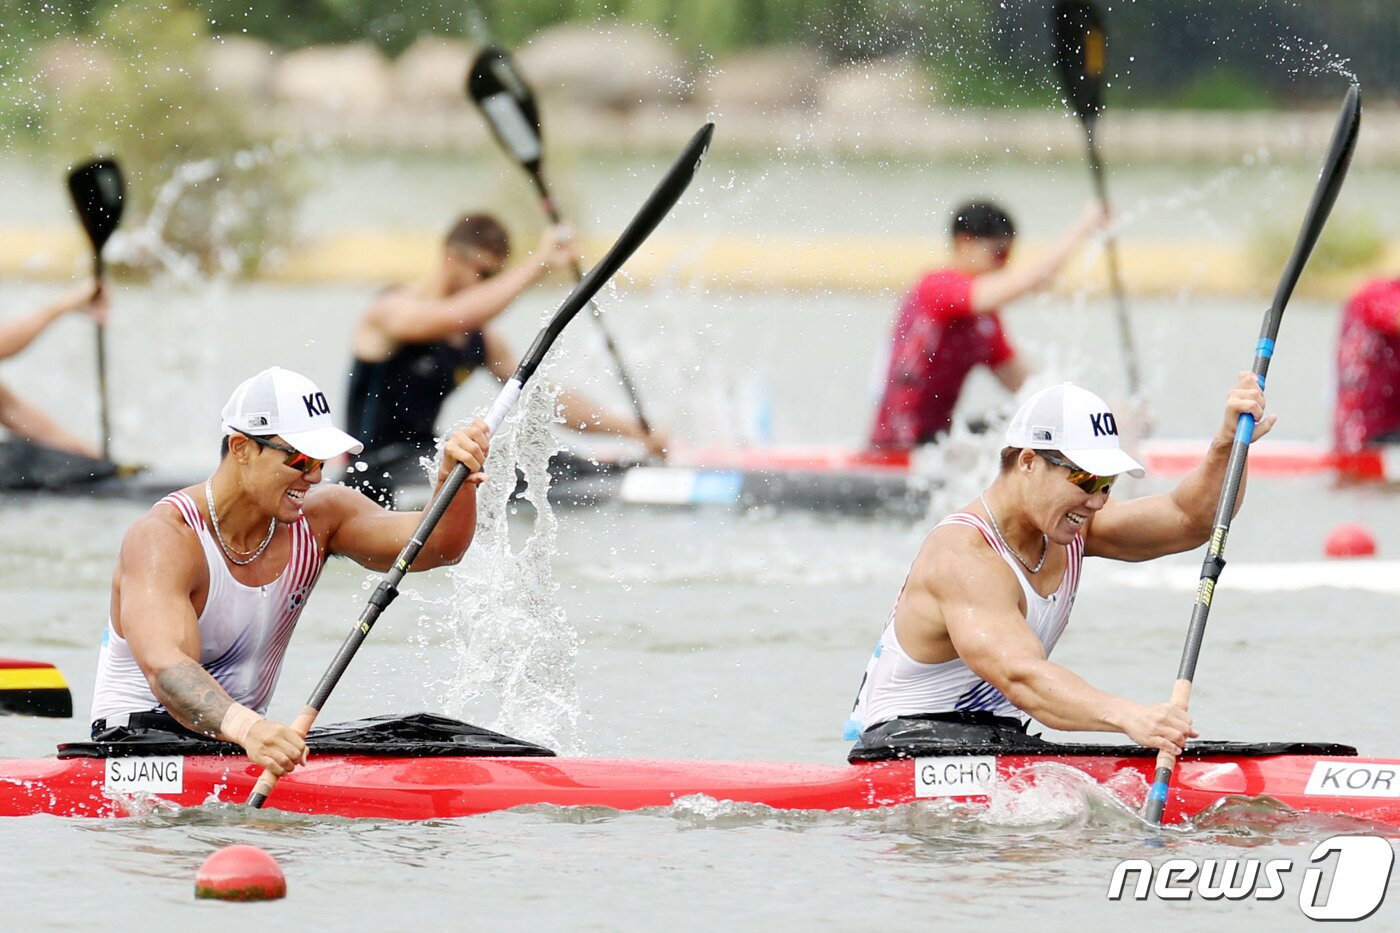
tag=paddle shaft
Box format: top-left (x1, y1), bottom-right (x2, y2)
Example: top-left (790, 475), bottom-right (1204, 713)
top-left (1143, 85), bottom-right (1361, 825)
top-left (91, 253), bottom-right (111, 461)
top-left (1082, 124), bottom-right (1140, 396)
top-left (246, 460), bottom-right (475, 807)
top-left (527, 171), bottom-right (654, 437)
top-left (247, 123), bottom-right (714, 809)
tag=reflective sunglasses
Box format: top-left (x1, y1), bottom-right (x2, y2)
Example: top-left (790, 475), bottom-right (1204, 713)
top-left (1037, 450), bottom-right (1116, 496)
top-left (237, 432), bottom-right (325, 474)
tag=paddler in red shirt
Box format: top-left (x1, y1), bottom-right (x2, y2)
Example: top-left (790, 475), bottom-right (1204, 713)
top-left (868, 200), bottom-right (1108, 449)
top-left (1334, 277), bottom-right (1400, 452)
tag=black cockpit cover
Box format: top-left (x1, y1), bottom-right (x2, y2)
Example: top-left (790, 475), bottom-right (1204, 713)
top-left (850, 713), bottom-right (1357, 763)
top-left (58, 712), bottom-right (556, 759)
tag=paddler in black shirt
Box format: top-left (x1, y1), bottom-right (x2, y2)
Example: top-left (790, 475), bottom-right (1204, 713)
top-left (345, 213), bottom-right (665, 503)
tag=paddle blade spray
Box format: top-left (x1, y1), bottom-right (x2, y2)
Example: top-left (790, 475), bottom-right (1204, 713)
top-left (246, 123), bottom-right (715, 809)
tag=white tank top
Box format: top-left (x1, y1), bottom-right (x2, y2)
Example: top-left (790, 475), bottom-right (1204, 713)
top-left (845, 510), bottom-right (1084, 738)
top-left (90, 491), bottom-right (326, 724)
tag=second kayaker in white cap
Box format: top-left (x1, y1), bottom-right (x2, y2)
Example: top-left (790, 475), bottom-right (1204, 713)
top-left (90, 366), bottom-right (491, 779)
top-left (847, 373), bottom-right (1275, 753)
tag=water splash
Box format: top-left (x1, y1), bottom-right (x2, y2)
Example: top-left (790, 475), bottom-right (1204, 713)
top-left (430, 375), bottom-right (583, 755)
top-left (1270, 21), bottom-right (1358, 85)
top-left (96, 145), bottom-right (298, 460)
top-left (106, 143), bottom-right (290, 285)
top-left (914, 416), bottom-right (1009, 522)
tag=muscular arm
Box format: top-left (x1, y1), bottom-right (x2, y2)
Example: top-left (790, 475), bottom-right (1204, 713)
top-left (896, 524), bottom-right (1194, 753)
top-left (320, 482), bottom-right (477, 571)
top-left (364, 258), bottom-right (550, 348)
top-left (151, 658), bottom-right (237, 738)
top-left (116, 508), bottom-right (309, 773)
top-left (1086, 371), bottom-right (1275, 562)
top-left (322, 422), bottom-right (488, 570)
top-left (116, 514), bottom-right (235, 738)
top-left (927, 544), bottom-right (1136, 732)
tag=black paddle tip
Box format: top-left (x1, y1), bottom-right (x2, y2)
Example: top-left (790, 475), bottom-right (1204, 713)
top-left (67, 157), bottom-right (124, 197)
top-left (1344, 82), bottom-right (1362, 118)
top-left (1329, 83), bottom-right (1363, 172)
top-left (1050, 0), bottom-right (1108, 122)
top-left (678, 124), bottom-right (716, 177)
top-left (67, 157), bottom-right (125, 246)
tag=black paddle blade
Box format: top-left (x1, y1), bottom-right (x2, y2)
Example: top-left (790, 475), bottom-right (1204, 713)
top-left (1267, 83), bottom-right (1362, 324)
top-left (467, 45), bottom-right (544, 170)
top-left (66, 158), bottom-right (125, 252)
top-left (1051, 0), bottom-right (1108, 124)
top-left (515, 123), bottom-right (715, 383)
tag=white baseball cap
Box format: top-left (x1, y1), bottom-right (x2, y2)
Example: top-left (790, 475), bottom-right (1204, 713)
top-left (220, 366), bottom-right (364, 459)
top-left (1004, 382), bottom-right (1145, 477)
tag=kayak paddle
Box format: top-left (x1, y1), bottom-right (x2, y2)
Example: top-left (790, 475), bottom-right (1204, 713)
top-left (1143, 84), bottom-right (1362, 826)
top-left (467, 43), bottom-right (657, 441)
top-left (66, 158), bottom-right (125, 462)
top-left (247, 122), bottom-right (715, 809)
top-left (1050, 0), bottom-right (1140, 398)
top-left (0, 658), bottom-right (73, 718)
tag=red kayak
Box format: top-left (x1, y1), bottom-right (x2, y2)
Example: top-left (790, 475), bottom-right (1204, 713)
top-left (4, 745), bottom-right (1399, 825)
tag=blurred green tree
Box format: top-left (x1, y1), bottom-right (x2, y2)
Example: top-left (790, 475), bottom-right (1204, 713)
top-left (39, 0), bottom-right (303, 278)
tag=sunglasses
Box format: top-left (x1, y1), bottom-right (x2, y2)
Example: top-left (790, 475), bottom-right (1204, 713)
top-left (238, 432), bottom-right (325, 474)
top-left (1037, 451), bottom-right (1116, 496)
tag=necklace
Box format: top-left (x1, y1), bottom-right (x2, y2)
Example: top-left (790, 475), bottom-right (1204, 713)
top-left (204, 479), bottom-right (276, 567)
top-left (980, 494), bottom-right (1048, 574)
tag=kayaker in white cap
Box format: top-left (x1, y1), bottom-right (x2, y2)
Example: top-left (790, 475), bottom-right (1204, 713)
top-left (90, 366), bottom-right (491, 778)
top-left (848, 373), bottom-right (1275, 754)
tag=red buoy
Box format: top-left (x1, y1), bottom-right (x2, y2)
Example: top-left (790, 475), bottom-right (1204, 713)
top-left (194, 844), bottom-right (286, 901)
top-left (1324, 523), bottom-right (1377, 559)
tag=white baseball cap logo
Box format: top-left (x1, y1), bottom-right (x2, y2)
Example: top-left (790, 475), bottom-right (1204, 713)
top-left (1005, 383), bottom-right (1145, 477)
top-left (1089, 412), bottom-right (1118, 437)
top-left (220, 366), bottom-right (364, 459)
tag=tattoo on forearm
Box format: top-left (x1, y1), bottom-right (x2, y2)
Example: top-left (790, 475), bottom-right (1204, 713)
top-left (153, 659), bottom-right (234, 739)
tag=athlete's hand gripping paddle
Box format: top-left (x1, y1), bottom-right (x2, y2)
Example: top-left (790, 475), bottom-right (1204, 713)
top-left (247, 123), bottom-right (715, 809)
